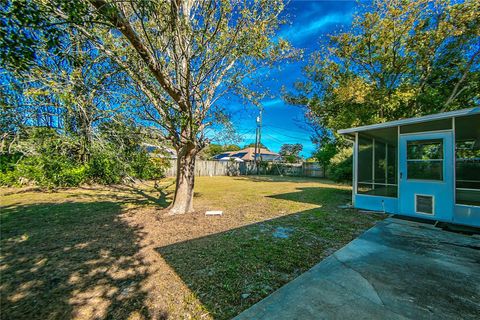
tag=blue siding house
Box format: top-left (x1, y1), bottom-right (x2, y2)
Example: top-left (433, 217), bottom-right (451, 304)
top-left (338, 107), bottom-right (480, 228)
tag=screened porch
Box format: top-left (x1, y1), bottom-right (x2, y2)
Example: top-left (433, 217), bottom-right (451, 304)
top-left (339, 108), bottom-right (480, 227)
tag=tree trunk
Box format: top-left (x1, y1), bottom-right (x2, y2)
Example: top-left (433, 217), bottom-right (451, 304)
top-left (169, 145), bottom-right (196, 214)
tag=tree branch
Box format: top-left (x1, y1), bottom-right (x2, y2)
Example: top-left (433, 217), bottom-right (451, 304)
top-left (444, 48), bottom-right (480, 109)
top-left (88, 0), bottom-right (184, 104)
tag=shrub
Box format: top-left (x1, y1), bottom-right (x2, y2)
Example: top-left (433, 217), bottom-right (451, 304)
top-left (327, 147), bottom-right (352, 183)
top-left (58, 165), bottom-right (88, 187)
top-left (86, 150), bottom-right (124, 185)
top-left (17, 155), bottom-right (87, 187)
top-left (138, 156), bottom-right (169, 180)
top-left (313, 142), bottom-right (337, 170)
top-left (128, 149), bottom-right (168, 180)
top-left (0, 153), bottom-right (22, 186)
top-left (1, 125), bottom-right (171, 188)
top-left (14, 156), bottom-right (46, 186)
top-left (0, 169), bottom-right (19, 186)
top-left (0, 153), bottom-right (23, 173)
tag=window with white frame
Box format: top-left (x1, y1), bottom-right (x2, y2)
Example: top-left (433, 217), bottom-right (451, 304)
top-left (406, 139), bottom-right (444, 181)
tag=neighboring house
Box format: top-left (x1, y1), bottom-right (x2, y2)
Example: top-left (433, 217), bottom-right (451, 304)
top-left (213, 147), bottom-right (281, 162)
top-left (142, 143), bottom-right (177, 159)
top-left (217, 156), bottom-right (244, 162)
top-left (338, 107), bottom-right (480, 228)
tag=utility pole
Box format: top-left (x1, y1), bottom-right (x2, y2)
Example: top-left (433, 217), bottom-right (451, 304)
top-left (254, 125), bottom-right (259, 166)
top-left (255, 107), bottom-right (263, 175)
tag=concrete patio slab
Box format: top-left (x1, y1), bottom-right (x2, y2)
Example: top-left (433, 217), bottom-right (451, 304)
top-left (234, 218), bottom-right (480, 320)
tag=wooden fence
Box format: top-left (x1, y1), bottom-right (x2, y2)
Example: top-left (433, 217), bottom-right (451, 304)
top-left (165, 160), bottom-right (241, 177)
top-left (165, 160), bottom-right (325, 178)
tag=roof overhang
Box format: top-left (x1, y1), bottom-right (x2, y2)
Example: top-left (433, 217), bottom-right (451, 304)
top-left (337, 107), bottom-right (480, 135)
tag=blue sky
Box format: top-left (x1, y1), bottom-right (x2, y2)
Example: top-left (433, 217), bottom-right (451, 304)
top-left (213, 0), bottom-right (357, 157)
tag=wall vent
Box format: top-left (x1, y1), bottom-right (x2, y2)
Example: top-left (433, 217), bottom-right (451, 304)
top-left (416, 195), bottom-right (434, 215)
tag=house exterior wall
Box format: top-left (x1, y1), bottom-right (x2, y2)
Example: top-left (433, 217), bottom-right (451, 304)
top-left (454, 205), bottom-right (480, 227)
top-left (354, 194), bottom-right (398, 214)
top-left (355, 194), bottom-right (480, 228)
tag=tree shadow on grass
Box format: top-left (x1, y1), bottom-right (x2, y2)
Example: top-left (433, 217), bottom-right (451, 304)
top-left (267, 186), bottom-right (353, 206)
top-left (233, 175), bottom-right (337, 184)
top-left (0, 201), bottom-right (166, 320)
top-left (111, 184), bottom-right (172, 207)
top-left (72, 184), bottom-right (173, 208)
top-left (157, 203), bottom-right (382, 319)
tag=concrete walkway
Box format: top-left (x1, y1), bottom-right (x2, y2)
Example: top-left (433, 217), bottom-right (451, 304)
top-left (235, 218), bottom-right (480, 319)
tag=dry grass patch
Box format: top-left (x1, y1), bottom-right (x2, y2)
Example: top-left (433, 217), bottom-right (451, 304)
top-left (0, 176), bottom-right (385, 319)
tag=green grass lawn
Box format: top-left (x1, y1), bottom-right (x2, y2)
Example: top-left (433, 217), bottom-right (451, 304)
top-left (0, 176), bottom-right (385, 320)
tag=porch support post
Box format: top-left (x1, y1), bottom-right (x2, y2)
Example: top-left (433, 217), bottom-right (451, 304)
top-left (385, 142), bottom-right (388, 185)
top-left (452, 117), bottom-right (456, 205)
top-left (372, 138), bottom-right (375, 189)
top-left (397, 126), bottom-right (400, 200)
top-left (353, 132), bottom-right (358, 206)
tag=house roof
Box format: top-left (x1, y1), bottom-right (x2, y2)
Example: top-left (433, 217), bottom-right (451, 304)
top-left (218, 156), bottom-right (244, 162)
top-left (141, 143), bottom-right (177, 159)
top-left (214, 147), bottom-right (280, 161)
top-left (338, 107), bottom-right (480, 135)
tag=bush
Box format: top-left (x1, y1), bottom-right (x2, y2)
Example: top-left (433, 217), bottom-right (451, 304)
top-left (327, 147), bottom-right (352, 183)
top-left (313, 142), bottom-right (337, 169)
top-left (0, 154), bottom-right (89, 188)
top-left (0, 148), bottom-right (168, 187)
top-left (14, 156), bottom-right (46, 186)
top-left (0, 126), bottom-right (170, 188)
top-left (137, 156), bottom-right (169, 180)
top-left (86, 146), bottom-right (168, 184)
top-left (58, 165), bottom-right (88, 187)
top-left (19, 155), bottom-right (87, 187)
top-left (0, 153), bottom-right (22, 173)
top-left (0, 169), bottom-right (19, 186)
top-left (128, 149), bottom-right (167, 180)
top-left (0, 153), bottom-right (22, 186)
top-left (86, 150), bottom-right (124, 185)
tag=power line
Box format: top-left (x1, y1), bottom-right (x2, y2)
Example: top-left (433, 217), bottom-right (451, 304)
top-left (266, 126), bottom-right (310, 138)
top-left (263, 133), bottom-right (286, 144)
top-left (265, 127), bottom-right (312, 142)
top-left (263, 123), bottom-right (312, 134)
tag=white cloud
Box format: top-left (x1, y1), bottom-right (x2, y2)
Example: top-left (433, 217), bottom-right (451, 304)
top-left (262, 99), bottom-right (284, 107)
top-left (281, 12), bottom-right (353, 42)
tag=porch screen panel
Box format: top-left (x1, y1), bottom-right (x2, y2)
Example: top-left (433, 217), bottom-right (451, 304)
top-left (455, 115), bottom-right (480, 206)
top-left (387, 145), bottom-right (398, 185)
top-left (374, 143), bottom-right (386, 184)
top-left (357, 129), bottom-right (398, 198)
top-left (358, 136), bottom-right (373, 182)
top-left (358, 136), bottom-right (374, 195)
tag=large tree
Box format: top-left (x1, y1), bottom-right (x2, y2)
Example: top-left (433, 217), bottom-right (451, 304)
top-left (22, 38), bottom-right (127, 163)
top-left (2, 0), bottom-right (293, 213)
top-left (286, 0), bottom-right (480, 138)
